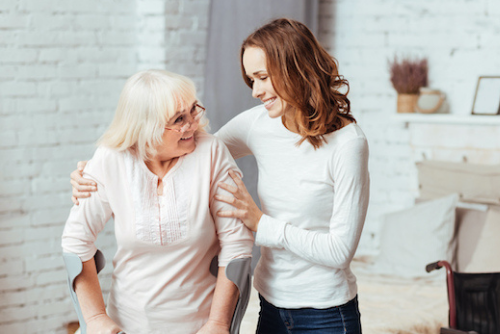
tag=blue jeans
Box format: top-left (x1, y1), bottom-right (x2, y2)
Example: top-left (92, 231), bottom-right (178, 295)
top-left (256, 294), bottom-right (362, 334)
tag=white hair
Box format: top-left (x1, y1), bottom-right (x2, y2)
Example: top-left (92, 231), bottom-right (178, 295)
top-left (98, 69), bottom-right (207, 161)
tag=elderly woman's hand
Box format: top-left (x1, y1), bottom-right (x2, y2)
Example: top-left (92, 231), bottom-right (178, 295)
top-left (70, 160), bottom-right (97, 205)
top-left (86, 314), bottom-right (124, 334)
top-left (195, 319), bottom-right (230, 334)
top-left (215, 170), bottom-right (263, 232)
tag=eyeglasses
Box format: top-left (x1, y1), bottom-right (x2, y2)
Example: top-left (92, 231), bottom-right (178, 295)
top-left (164, 103), bottom-right (206, 133)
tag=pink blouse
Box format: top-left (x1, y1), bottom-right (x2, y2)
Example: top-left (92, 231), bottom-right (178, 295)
top-left (62, 132), bottom-right (254, 334)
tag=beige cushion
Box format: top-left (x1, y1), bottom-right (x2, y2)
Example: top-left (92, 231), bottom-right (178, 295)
top-left (416, 160), bottom-right (500, 205)
top-left (456, 205), bottom-right (500, 273)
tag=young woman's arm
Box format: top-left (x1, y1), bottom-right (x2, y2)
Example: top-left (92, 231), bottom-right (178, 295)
top-left (217, 137), bottom-right (370, 269)
top-left (214, 106), bottom-right (260, 159)
top-left (70, 107), bottom-right (260, 204)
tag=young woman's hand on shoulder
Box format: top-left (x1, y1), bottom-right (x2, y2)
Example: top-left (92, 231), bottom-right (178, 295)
top-left (70, 160), bottom-right (97, 205)
top-left (215, 170), bottom-right (263, 232)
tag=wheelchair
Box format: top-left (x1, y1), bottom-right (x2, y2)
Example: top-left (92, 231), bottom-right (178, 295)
top-left (426, 260), bottom-right (500, 334)
top-left (64, 251), bottom-right (252, 334)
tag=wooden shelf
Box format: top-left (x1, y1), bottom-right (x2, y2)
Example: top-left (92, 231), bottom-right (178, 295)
top-left (392, 113), bottom-right (500, 125)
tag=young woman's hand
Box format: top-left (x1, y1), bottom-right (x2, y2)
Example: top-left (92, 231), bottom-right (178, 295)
top-left (215, 170), bottom-right (263, 232)
top-left (195, 320), bottom-right (230, 334)
top-left (86, 314), bottom-right (124, 334)
top-left (70, 160), bottom-right (96, 205)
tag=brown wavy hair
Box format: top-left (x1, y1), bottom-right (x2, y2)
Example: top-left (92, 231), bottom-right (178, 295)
top-left (241, 18), bottom-right (355, 149)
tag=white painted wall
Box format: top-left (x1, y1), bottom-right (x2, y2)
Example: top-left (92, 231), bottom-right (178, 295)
top-left (136, 0), bottom-right (209, 93)
top-left (318, 0), bottom-right (500, 254)
top-left (1, 0), bottom-right (499, 331)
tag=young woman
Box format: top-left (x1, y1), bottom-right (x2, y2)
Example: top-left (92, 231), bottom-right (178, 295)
top-left (63, 70), bottom-right (253, 334)
top-left (71, 19), bottom-right (369, 333)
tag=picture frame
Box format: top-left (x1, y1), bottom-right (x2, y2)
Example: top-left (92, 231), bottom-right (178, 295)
top-left (471, 76), bottom-right (500, 115)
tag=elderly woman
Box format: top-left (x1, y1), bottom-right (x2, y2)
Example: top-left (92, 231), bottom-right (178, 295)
top-left (61, 70), bottom-right (253, 334)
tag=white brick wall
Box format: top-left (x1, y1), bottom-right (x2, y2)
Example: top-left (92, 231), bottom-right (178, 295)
top-left (318, 0), bottom-right (500, 255)
top-left (0, 0), bottom-right (209, 332)
top-left (136, 0), bottom-right (209, 97)
top-left (2, 0), bottom-right (499, 331)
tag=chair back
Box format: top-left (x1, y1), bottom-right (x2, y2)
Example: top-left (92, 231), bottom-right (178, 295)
top-left (454, 272), bottom-right (500, 334)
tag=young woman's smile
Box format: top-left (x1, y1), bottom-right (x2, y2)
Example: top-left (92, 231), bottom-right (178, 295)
top-left (243, 47), bottom-right (285, 118)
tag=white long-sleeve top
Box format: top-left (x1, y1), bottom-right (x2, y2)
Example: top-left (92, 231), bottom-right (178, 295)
top-left (61, 132), bottom-right (254, 334)
top-left (216, 105), bottom-right (370, 309)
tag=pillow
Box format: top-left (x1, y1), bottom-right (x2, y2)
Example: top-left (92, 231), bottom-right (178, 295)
top-left (456, 205), bottom-right (500, 272)
top-left (372, 193), bottom-right (458, 278)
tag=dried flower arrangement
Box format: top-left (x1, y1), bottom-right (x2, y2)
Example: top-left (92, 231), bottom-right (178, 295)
top-left (389, 57), bottom-right (428, 94)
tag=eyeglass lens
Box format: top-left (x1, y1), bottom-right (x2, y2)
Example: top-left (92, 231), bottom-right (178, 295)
top-left (168, 105), bottom-right (205, 132)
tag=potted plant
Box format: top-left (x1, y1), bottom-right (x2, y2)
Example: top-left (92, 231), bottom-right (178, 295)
top-left (389, 56), bottom-right (428, 113)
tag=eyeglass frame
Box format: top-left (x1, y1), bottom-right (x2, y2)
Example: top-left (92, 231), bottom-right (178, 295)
top-left (164, 103), bottom-right (206, 133)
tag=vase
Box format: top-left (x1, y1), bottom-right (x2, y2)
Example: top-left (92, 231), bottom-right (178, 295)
top-left (397, 93), bottom-right (419, 113)
top-left (415, 87), bottom-right (446, 114)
